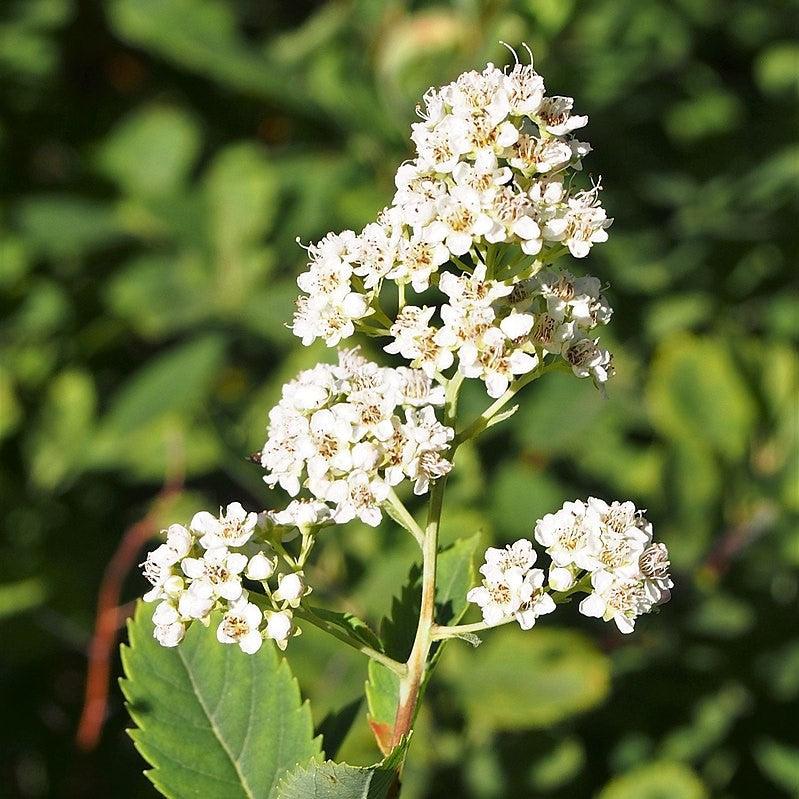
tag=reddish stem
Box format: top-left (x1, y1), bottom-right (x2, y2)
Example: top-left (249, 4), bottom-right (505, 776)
top-left (76, 476), bottom-right (183, 751)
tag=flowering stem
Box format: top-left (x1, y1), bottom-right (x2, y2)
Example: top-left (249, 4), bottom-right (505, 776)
top-left (391, 476), bottom-right (446, 747)
top-left (444, 371), bottom-right (464, 426)
top-left (430, 617), bottom-right (512, 639)
top-left (271, 538), bottom-right (299, 570)
top-left (384, 489), bottom-right (425, 548)
top-left (452, 360), bottom-right (563, 448)
top-left (294, 606), bottom-right (407, 676)
top-left (431, 579), bottom-right (592, 640)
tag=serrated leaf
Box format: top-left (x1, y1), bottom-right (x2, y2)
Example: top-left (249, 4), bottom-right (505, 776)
top-left (366, 534), bottom-right (481, 751)
top-left (121, 601), bottom-right (321, 799)
top-left (276, 737), bottom-right (410, 799)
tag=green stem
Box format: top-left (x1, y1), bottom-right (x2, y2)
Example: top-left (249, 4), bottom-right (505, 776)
top-left (452, 360), bottom-right (562, 448)
top-left (391, 477), bottom-right (445, 747)
top-left (384, 489), bottom-right (425, 548)
top-left (294, 606), bottom-right (407, 677)
top-left (430, 617), bottom-right (512, 639)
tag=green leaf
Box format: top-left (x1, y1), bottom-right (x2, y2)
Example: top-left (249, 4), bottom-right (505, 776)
top-left (205, 143), bottom-right (279, 253)
top-left (365, 534), bottom-right (481, 751)
top-left (597, 760), bottom-right (708, 799)
top-left (121, 601), bottom-right (321, 798)
top-left (0, 365), bottom-right (22, 442)
top-left (0, 578), bottom-right (47, 619)
top-left (97, 105), bottom-right (201, 197)
top-left (754, 739), bottom-right (799, 795)
top-left (307, 606), bottom-right (383, 652)
top-left (25, 368), bottom-right (96, 489)
top-left (276, 737), bottom-right (410, 799)
top-left (96, 334), bottom-right (226, 440)
top-left (442, 626), bottom-right (610, 731)
top-left (647, 334), bottom-right (757, 461)
top-left (315, 697), bottom-right (363, 761)
top-left (15, 196), bottom-right (124, 258)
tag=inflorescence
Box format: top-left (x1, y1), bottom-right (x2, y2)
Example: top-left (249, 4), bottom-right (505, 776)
top-left (291, 56), bottom-right (614, 397)
top-left (137, 50), bottom-right (672, 654)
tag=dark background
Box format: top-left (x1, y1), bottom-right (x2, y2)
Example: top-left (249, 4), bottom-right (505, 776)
top-left (1, 0), bottom-right (797, 796)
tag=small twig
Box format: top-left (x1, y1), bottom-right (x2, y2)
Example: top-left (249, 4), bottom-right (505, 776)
top-left (75, 465), bottom-right (184, 751)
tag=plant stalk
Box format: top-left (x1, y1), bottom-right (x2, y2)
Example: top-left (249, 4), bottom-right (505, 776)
top-left (390, 477), bottom-right (446, 747)
top-left (294, 606), bottom-right (407, 676)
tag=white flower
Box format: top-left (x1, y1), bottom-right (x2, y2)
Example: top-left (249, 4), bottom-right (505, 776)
top-left (425, 187), bottom-right (494, 256)
top-left (325, 471), bottom-right (390, 527)
top-left (268, 499), bottom-right (332, 531)
top-left (164, 524), bottom-right (193, 560)
top-left (544, 186), bottom-right (611, 259)
top-left (514, 569), bottom-right (557, 630)
top-left (385, 306), bottom-right (454, 378)
top-left (579, 571), bottom-right (648, 634)
top-left (480, 538), bottom-right (537, 581)
top-left (639, 542), bottom-right (673, 606)
top-left (181, 547), bottom-right (247, 602)
top-left (292, 291), bottom-right (370, 347)
top-left (458, 326), bottom-right (538, 399)
top-left (266, 610), bottom-right (295, 651)
top-left (534, 500), bottom-right (603, 570)
top-left (273, 572), bottom-right (311, 608)
top-left (399, 406), bottom-right (454, 494)
top-left (152, 601), bottom-right (185, 648)
top-left (505, 59), bottom-right (545, 116)
top-left (388, 235), bottom-right (449, 293)
top-left (246, 552), bottom-right (277, 581)
top-left (191, 502), bottom-right (258, 549)
top-left (509, 134), bottom-right (573, 175)
top-left (141, 532), bottom-right (189, 603)
top-left (177, 581), bottom-right (215, 620)
top-left (467, 569), bottom-right (531, 626)
top-left (396, 367), bottom-right (446, 407)
top-left (536, 95), bottom-right (588, 136)
top-left (563, 337), bottom-right (614, 385)
top-left (217, 597), bottom-right (263, 654)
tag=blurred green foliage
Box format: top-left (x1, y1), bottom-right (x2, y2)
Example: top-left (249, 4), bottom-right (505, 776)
top-left (0, 0), bottom-right (797, 797)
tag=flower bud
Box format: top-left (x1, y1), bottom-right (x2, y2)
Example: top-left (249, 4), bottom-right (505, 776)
top-left (266, 610), bottom-right (294, 650)
top-left (246, 552), bottom-right (276, 581)
top-left (548, 566), bottom-right (574, 592)
top-left (274, 572), bottom-right (309, 607)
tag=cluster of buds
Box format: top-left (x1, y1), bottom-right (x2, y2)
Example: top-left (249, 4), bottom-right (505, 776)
top-left (141, 503), bottom-right (314, 653)
top-left (468, 498), bottom-right (672, 633)
top-left (261, 349), bottom-right (454, 525)
top-left (291, 52), bottom-right (614, 397)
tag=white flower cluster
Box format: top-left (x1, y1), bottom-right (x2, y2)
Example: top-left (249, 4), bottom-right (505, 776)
top-left (467, 539), bottom-right (556, 629)
top-left (290, 53), bottom-right (614, 397)
top-left (261, 349), bottom-right (454, 525)
top-left (535, 497), bottom-right (673, 633)
top-left (141, 503), bottom-right (312, 653)
top-left (468, 498), bottom-right (672, 634)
